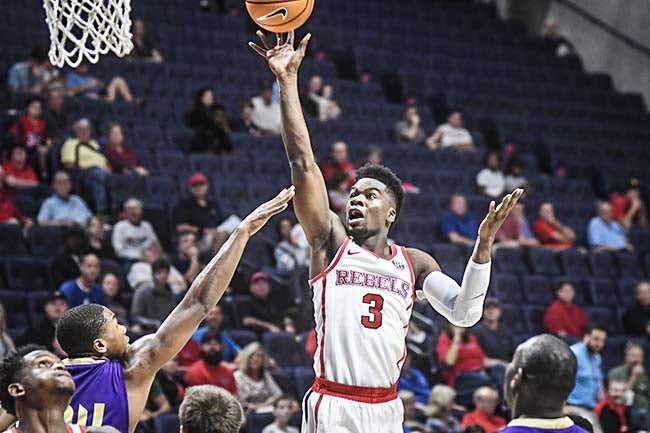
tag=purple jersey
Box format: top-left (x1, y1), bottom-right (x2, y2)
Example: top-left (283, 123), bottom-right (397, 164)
top-left (503, 417), bottom-right (591, 433)
top-left (63, 358), bottom-right (130, 433)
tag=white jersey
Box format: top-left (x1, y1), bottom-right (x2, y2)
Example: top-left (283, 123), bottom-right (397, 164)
top-left (309, 237), bottom-right (415, 388)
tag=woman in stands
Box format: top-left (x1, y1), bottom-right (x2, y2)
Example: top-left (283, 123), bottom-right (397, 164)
top-left (234, 342), bottom-right (283, 413)
top-left (103, 122), bottom-right (149, 176)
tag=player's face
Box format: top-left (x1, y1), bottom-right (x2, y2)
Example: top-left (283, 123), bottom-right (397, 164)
top-left (346, 178), bottom-right (395, 240)
top-left (12, 350), bottom-right (75, 404)
top-left (99, 308), bottom-right (129, 358)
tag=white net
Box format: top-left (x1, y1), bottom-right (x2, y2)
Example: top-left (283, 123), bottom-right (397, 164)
top-left (43, 0), bottom-right (134, 68)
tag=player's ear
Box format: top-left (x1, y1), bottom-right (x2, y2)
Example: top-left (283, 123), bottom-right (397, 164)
top-left (387, 207), bottom-right (396, 224)
top-left (8, 383), bottom-right (25, 398)
top-left (92, 338), bottom-right (108, 354)
top-left (510, 367), bottom-right (523, 393)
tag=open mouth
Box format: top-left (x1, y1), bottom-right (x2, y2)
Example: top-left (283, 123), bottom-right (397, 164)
top-left (348, 208), bottom-right (364, 225)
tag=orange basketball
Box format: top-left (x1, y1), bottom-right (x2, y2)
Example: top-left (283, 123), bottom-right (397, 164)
top-left (246, 0), bottom-right (315, 33)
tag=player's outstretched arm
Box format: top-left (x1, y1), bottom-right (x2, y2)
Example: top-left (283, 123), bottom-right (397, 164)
top-left (125, 187), bottom-right (295, 377)
top-left (411, 189), bottom-right (524, 327)
top-left (250, 32), bottom-right (344, 250)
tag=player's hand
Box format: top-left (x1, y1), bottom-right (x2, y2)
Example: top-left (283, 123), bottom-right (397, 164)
top-left (238, 186), bottom-right (295, 236)
top-left (249, 30), bottom-right (311, 79)
top-left (478, 189), bottom-right (524, 241)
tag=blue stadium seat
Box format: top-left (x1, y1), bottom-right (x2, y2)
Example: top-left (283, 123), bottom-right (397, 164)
top-left (489, 273), bottom-right (523, 304)
top-left (494, 248), bottom-right (529, 274)
top-left (145, 176), bottom-right (178, 205)
top-left (528, 248), bottom-right (560, 276)
top-left (587, 278), bottom-right (620, 306)
top-left (618, 278), bottom-right (640, 306)
top-left (616, 252), bottom-right (644, 278)
top-left (155, 150), bottom-right (187, 174)
top-left (0, 291), bottom-right (28, 330)
top-left (522, 275), bottom-right (554, 305)
top-left (584, 306), bottom-right (618, 334)
top-left (559, 250), bottom-right (590, 277)
top-left (270, 369), bottom-right (296, 397)
top-left (26, 291), bottom-right (51, 324)
top-left (153, 413), bottom-right (179, 433)
top-left (294, 367), bottom-right (315, 400)
top-left (588, 251), bottom-right (618, 279)
top-left (263, 332), bottom-right (309, 370)
top-left (0, 225), bottom-right (27, 256)
top-left (432, 243), bottom-right (466, 282)
top-left (227, 329), bottom-right (258, 349)
top-left (246, 412), bottom-right (275, 433)
top-left (110, 174), bottom-right (145, 210)
top-left (500, 304), bottom-right (527, 335)
top-left (4, 257), bottom-right (52, 292)
top-left (28, 226), bottom-right (64, 257)
top-left (522, 305), bottom-right (546, 334)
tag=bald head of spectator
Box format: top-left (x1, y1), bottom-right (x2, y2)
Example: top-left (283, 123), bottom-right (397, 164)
top-left (52, 171), bottom-right (72, 200)
top-left (473, 387), bottom-right (499, 417)
top-left (597, 201), bottom-right (614, 224)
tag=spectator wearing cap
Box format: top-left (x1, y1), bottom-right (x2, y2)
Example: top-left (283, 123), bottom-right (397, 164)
top-left (472, 298), bottom-right (514, 365)
top-left (543, 280), bottom-right (588, 338)
top-left (587, 202), bottom-right (631, 252)
top-left (112, 197), bottom-right (159, 261)
top-left (173, 173), bottom-right (228, 254)
top-left (37, 171), bottom-right (92, 227)
top-left (241, 272), bottom-right (295, 336)
top-left (59, 253), bottom-right (105, 308)
top-left (532, 202), bottom-right (576, 251)
top-left (17, 291), bottom-right (68, 353)
top-left (127, 239), bottom-right (187, 294)
top-left (50, 227), bottom-right (88, 287)
top-left (130, 258), bottom-right (177, 332)
top-left (251, 81), bottom-right (282, 135)
top-left (192, 305), bottom-right (240, 362)
top-left (611, 179), bottom-right (647, 230)
top-left (184, 330), bottom-right (238, 396)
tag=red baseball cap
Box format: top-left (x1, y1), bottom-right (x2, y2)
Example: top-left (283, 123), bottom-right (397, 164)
top-left (188, 172), bottom-right (208, 187)
top-left (250, 271), bottom-right (269, 283)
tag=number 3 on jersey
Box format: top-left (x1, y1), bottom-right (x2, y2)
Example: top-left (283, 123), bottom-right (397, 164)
top-left (361, 293), bottom-right (384, 329)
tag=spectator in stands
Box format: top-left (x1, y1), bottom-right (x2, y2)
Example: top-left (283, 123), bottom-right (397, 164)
top-left (130, 258), bottom-right (177, 331)
top-left (0, 303), bottom-right (14, 358)
top-left (472, 298), bottom-right (515, 364)
top-left (251, 81), bottom-right (282, 135)
top-left (622, 281), bottom-right (650, 337)
top-left (320, 141), bottom-right (356, 187)
top-left (394, 105), bottom-right (425, 145)
top-left (588, 202), bottom-right (631, 252)
top-left (327, 172), bottom-right (350, 218)
top-left (611, 179), bottom-right (647, 230)
top-left (566, 324), bottom-right (608, 424)
top-left (0, 167), bottom-right (31, 227)
top-left (103, 122), bottom-right (149, 176)
top-left (401, 390), bottom-right (429, 433)
top-left (460, 387), bottom-right (506, 433)
top-left (504, 157), bottom-right (528, 192)
top-left (262, 396), bottom-right (299, 433)
top-left (274, 216), bottom-right (309, 273)
top-left (543, 280), bottom-right (588, 338)
top-left (44, 90), bottom-right (69, 146)
top-left (476, 151), bottom-right (505, 199)
top-left (235, 342), bottom-right (283, 413)
top-left (607, 342), bottom-right (650, 409)
top-left (39, 60), bottom-right (65, 94)
top-left (366, 145), bottom-right (382, 165)
top-left (2, 145), bottom-right (39, 193)
top-left (173, 231), bottom-right (202, 286)
top-left (595, 379), bottom-right (630, 433)
top-left (424, 384), bottom-right (461, 433)
top-left (532, 202), bottom-right (576, 250)
top-left (398, 353), bottom-right (432, 405)
top-left (37, 171), bottom-right (92, 226)
top-left (17, 291), bottom-right (67, 352)
top-left (436, 324), bottom-right (489, 387)
top-left (7, 47), bottom-right (48, 93)
top-left (192, 305), bottom-right (240, 362)
top-left (189, 104), bottom-right (234, 154)
top-left (130, 18), bottom-right (163, 62)
top-left (494, 202), bottom-right (539, 249)
top-left (232, 100), bottom-right (262, 136)
top-left (426, 111), bottom-right (476, 152)
top-left (442, 194), bottom-right (478, 247)
top-left (60, 118), bottom-right (110, 214)
top-left (241, 272), bottom-right (295, 335)
top-left (184, 331), bottom-right (238, 395)
top-left (59, 253), bottom-right (105, 307)
top-left (65, 60), bottom-right (134, 102)
top-left (101, 272), bottom-right (130, 328)
top-left (86, 215), bottom-right (116, 259)
top-left (112, 197), bottom-right (159, 261)
top-left (155, 359), bottom-right (186, 406)
top-left (173, 172), bottom-right (228, 254)
top-left (51, 227), bottom-right (87, 287)
top-left (187, 87), bottom-right (215, 130)
top-left (543, 19), bottom-right (579, 59)
top-left (6, 98), bottom-right (50, 176)
top-left (305, 75), bottom-right (341, 122)
top-left (127, 239), bottom-right (187, 294)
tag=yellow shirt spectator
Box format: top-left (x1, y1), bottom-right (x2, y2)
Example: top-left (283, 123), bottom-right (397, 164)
top-left (61, 138), bottom-right (109, 170)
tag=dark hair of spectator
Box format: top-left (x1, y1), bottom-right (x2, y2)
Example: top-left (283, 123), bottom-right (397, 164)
top-left (152, 258), bottom-right (171, 273)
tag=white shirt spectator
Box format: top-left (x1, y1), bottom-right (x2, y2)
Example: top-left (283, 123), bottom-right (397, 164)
top-left (127, 261), bottom-right (187, 294)
top-left (437, 124), bottom-right (474, 148)
top-left (476, 168), bottom-right (506, 198)
top-left (111, 220), bottom-right (159, 261)
top-left (251, 96), bottom-right (282, 134)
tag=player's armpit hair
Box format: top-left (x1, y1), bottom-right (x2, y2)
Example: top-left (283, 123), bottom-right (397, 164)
top-left (0, 345), bottom-right (45, 416)
top-left (179, 385), bottom-right (242, 433)
top-left (355, 164), bottom-right (404, 217)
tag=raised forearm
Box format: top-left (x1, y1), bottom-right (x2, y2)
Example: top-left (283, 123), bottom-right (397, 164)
top-left (471, 235), bottom-right (493, 264)
top-left (278, 75), bottom-right (314, 165)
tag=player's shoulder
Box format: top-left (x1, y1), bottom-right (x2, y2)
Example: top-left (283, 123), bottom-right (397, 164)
top-left (404, 247), bottom-right (440, 280)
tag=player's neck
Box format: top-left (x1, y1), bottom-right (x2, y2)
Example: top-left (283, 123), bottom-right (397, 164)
top-left (16, 406), bottom-right (69, 433)
top-left (513, 401), bottom-right (564, 420)
top-left (356, 234), bottom-right (391, 258)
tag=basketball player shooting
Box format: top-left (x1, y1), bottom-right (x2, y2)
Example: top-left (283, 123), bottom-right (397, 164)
top-left (250, 31), bottom-right (523, 432)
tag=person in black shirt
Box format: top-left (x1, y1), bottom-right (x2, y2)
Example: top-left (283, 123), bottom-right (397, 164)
top-left (622, 281), bottom-right (650, 337)
top-left (172, 231), bottom-right (202, 285)
top-left (50, 227), bottom-right (88, 288)
top-left (17, 291), bottom-right (68, 354)
top-left (189, 104), bottom-right (234, 155)
top-left (130, 18), bottom-right (163, 62)
top-left (241, 272), bottom-right (295, 336)
top-left (472, 297), bottom-right (514, 364)
top-left (173, 172), bottom-right (228, 253)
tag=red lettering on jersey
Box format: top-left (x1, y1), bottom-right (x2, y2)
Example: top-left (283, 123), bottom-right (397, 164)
top-left (335, 270), bottom-right (349, 285)
top-left (364, 273), bottom-right (377, 288)
top-left (350, 271), bottom-right (364, 286)
top-left (400, 281), bottom-right (411, 298)
top-left (377, 276), bottom-right (391, 291)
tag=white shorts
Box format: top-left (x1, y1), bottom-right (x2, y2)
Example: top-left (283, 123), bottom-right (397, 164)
top-left (301, 381), bottom-right (403, 433)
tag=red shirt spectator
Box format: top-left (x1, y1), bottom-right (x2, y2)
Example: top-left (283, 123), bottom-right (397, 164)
top-left (436, 326), bottom-right (486, 387)
top-left (461, 410), bottom-right (507, 433)
top-left (320, 141), bottom-right (356, 187)
top-left (0, 189), bottom-right (26, 224)
top-left (8, 98), bottom-right (48, 158)
top-left (595, 380), bottom-right (629, 433)
top-left (103, 122), bottom-right (148, 175)
top-left (532, 202), bottom-right (576, 250)
top-left (610, 181), bottom-right (647, 230)
top-left (183, 331), bottom-right (237, 395)
top-left (2, 146), bottom-right (39, 194)
top-left (177, 339), bottom-right (201, 368)
top-left (543, 281), bottom-right (588, 337)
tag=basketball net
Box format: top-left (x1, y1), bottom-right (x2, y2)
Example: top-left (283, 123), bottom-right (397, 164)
top-left (43, 0), bottom-right (134, 68)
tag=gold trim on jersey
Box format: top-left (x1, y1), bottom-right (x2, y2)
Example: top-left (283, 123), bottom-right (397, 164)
top-left (62, 357), bottom-right (108, 365)
top-left (507, 417), bottom-right (574, 429)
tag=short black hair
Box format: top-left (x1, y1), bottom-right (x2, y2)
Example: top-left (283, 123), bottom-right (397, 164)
top-left (272, 395), bottom-right (293, 409)
top-left (482, 150), bottom-right (501, 165)
top-left (56, 304), bottom-right (107, 357)
top-left (152, 258), bottom-right (170, 273)
top-left (355, 163), bottom-right (405, 218)
top-left (555, 279), bottom-right (574, 291)
top-left (587, 322), bottom-right (608, 335)
top-left (0, 345), bottom-right (45, 416)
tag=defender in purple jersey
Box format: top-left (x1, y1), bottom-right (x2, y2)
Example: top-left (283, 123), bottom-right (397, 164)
top-left (502, 334), bottom-right (591, 433)
top-left (46, 187), bottom-right (294, 433)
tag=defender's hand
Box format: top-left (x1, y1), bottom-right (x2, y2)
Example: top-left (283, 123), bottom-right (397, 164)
top-left (238, 186), bottom-right (295, 236)
top-left (478, 189), bottom-right (524, 241)
top-left (249, 30), bottom-right (311, 79)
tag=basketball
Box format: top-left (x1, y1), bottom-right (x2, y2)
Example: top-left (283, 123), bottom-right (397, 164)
top-left (245, 0), bottom-right (314, 33)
